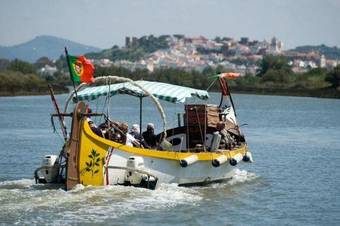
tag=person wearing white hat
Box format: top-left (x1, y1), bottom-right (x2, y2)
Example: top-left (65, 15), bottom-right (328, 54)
top-left (129, 124), bottom-right (142, 141)
top-left (120, 123), bottom-right (141, 147)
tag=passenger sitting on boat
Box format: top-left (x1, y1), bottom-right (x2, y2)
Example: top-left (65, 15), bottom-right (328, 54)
top-left (110, 128), bottom-right (122, 143)
top-left (99, 120), bottom-right (122, 141)
top-left (120, 122), bottom-right (141, 147)
top-left (142, 123), bottom-right (158, 149)
top-left (129, 124), bottom-right (142, 141)
top-left (98, 121), bottom-right (111, 139)
top-left (98, 121), bottom-right (109, 130)
top-left (87, 118), bottom-right (104, 138)
top-left (216, 121), bottom-right (235, 150)
top-left (108, 121), bottom-right (124, 143)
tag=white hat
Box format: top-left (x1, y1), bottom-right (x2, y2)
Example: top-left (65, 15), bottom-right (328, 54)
top-left (131, 124), bottom-right (140, 132)
top-left (147, 123), bottom-right (154, 129)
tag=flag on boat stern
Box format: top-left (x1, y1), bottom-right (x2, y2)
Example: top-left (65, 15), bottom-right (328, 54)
top-left (209, 72), bottom-right (240, 79)
top-left (220, 72), bottom-right (240, 79)
top-left (68, 55), bottom-right (95, 84)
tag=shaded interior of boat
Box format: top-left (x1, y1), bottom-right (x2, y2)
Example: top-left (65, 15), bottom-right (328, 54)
top-left (86, 103), bottom-right (246, 153)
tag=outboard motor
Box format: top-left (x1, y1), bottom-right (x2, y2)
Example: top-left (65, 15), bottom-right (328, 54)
top-left (124, 156), bottom-right (158, 189)
top-left (34, 155), bottom-right (59, 183)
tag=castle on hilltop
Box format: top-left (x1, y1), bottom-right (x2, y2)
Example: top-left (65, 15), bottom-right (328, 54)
top-left (92, 35), bottom-right (337, 75)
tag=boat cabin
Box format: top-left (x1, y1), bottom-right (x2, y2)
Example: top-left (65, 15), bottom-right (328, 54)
top-left (63, 76), bottom-right (246, 154)
top-left (82, 101), bottom-right (244, 154)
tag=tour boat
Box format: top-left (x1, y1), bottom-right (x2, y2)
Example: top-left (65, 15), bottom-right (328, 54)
top-left (34, 73), bottom-right (253, 190)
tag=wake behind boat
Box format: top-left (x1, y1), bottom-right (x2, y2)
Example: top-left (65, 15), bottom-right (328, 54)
top-left (34, 72), bottom-right (253, 190)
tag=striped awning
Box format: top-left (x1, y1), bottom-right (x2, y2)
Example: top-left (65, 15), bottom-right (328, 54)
top-left (75, 80), bottom-right (209, 103)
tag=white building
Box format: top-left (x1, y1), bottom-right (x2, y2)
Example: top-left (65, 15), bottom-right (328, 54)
top-left (320, 55), bottom-right (326, 68)
top-left (38, 65), bottom-right (57, 76)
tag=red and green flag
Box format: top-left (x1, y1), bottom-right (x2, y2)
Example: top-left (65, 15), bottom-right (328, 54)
top-left (68, 55), bottom-right (95, 84)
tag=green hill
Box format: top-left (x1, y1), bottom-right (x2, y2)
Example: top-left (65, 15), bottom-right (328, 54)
top-left (292, 44), bottom-right (340, 59)
top-left (86, 35), bottom-right (169, 61)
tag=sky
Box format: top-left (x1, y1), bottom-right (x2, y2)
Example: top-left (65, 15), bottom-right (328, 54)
top-left (0, 0), bottom-right (339, 49)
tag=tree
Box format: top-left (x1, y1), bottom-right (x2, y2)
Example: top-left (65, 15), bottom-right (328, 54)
top-left (55, 55), bottom-right (68, 70)
top-left (34, 56), bottom-right (54, 69)
top-left (257, 55), bottom-right (291, 77)
top-left (214, 37), bottom-right (222, 42)
top-left (8, 59), bottom-right (35, 74)
top-left (261, 69), bottom-right (291, 84)
top-left (0, 58), bottom-right (10, 71)
top-left (325, 65), bottom-right (340, 88)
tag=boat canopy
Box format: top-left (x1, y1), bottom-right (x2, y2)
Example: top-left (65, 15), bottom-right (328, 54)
top-left (74, 80), bottom-right (209, 103)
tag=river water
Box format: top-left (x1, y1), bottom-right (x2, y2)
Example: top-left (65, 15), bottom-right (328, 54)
top-left (0, 93), bottom-right (339, 225)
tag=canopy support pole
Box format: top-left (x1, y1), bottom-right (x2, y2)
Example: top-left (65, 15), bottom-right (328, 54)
top-left (139, 97), bottom-right (143, 135)
top-left (218, 78), bottom-right (237, 116)
top-left (225, 80), bottom-right (237, 117)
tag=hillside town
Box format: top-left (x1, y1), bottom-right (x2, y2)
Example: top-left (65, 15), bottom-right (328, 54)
top-left (89, 35), bottom-right (339, 76)
top-left (5, 34), bottom-right (338, 99)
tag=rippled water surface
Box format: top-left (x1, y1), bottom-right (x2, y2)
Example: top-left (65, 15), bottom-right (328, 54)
top-left (0, 93), bottom-right (339, 225)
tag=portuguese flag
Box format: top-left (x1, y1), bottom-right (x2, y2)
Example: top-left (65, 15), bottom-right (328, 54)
top-left (68, 55), bottom-right (95, 84)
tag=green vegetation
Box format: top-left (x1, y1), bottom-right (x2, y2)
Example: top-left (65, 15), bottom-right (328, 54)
top-left (95, 54), bottom-right (339, 98)
top-left (253, 55), bottom-right (332, 90)
top-left (94, 66), bottom-right (210, 90)
top-left (0, 59), bottom-right (10, 70)
top-left (0, 58), bottom-right (68, 96)
top-left (8, 59), bottom-right (36, 74)
top-left (325, 65), bottom-right (340, 88)
top-left (0, 70), bottom-right (67, 96)
top-left (92, 55), bottom-right (340, 98)
top-left (34, 56), bottom-right (54, 68)
top-left (86, 35), bottom-right (169, 61)
top-left (229, 55), bottom-right (340, 98)
top-left (292, 44), bottom-right (340, 60)
top-left (1, 54), bottom-right (340, 99)
top-left (256, 55), bottom-right (291, 77)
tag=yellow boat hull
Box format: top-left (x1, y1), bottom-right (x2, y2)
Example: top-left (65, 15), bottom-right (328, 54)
top-left (76, 119), bottom-right (248, 187)
top-left (64, 102), bottom-right (250, 189)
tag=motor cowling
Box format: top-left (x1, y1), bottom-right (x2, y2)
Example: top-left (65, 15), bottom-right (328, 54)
top-left (124, 156), bottom-right (157, 189)
top-left (39, 155), bottom-right (59, 183)
top-left (124, 156), bottom-right (146, 185)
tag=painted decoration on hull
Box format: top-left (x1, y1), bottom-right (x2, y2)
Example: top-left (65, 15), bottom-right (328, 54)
top-left (79, 120), bottom-right (109, 186)
top-left (84, 149), bottom-right (101, 176)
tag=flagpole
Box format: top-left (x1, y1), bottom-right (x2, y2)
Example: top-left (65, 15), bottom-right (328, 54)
top-left (48, 84), bottom-right (68, 141)
top-left (64, 47), bottom-right (78, 102)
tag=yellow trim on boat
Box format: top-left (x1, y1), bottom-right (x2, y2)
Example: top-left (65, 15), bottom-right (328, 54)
top-left (82, 120), bottom-right (248, 161)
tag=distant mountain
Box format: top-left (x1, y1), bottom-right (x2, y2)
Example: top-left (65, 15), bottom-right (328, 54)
top-left (0, 35), bottom-right (101, 62)
top-left (291, 44), bottom-right (340, 60)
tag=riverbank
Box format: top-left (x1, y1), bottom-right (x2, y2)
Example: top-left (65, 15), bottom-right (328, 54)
top-left (1, 86), bottom-right (339, 99)
top-left (0, 89), bottom-right (68, 97)
top-left (230, 87), bottom-right (340, 99)
top-left (0, 69), bottom-right (69, 97)
top-left (0, 84), bottom-right (69, 97)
